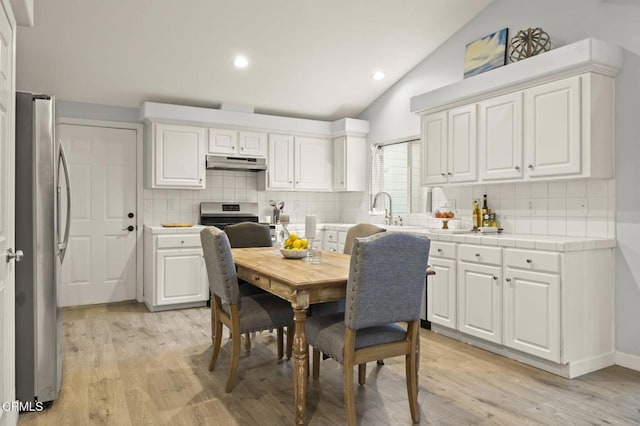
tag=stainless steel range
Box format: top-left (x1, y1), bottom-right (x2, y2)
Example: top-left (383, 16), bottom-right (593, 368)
top-left (199, 202), bottom-right (260, 229)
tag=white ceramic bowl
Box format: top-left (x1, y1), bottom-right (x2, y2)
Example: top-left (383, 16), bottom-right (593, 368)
top-left (280, 248), bottom-right (308, 259)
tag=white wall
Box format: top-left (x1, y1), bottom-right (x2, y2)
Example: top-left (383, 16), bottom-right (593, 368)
top-left (358, 0), bottom-right (640, 358)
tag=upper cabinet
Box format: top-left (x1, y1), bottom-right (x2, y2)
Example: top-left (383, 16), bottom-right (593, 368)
top-left (333, 135), bottom-right (366, 191)
top-left (422, 105), bottom-right (477, 186)
top-left (141, 103), bottom-right (369, 192)
top-left (148, 123), bottom-right (206, 189)
top-left (478, 92), bottom-right (523, 181)
top-left (207, 128), bottom-right (267, 158)
top-left (411, 38), bottom-right (621, 186)
top-left (262, 134), bottom-right (332, 191)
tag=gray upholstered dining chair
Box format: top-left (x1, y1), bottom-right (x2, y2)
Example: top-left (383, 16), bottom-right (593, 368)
top-left (223, 222), bottom-right (291, 358)
top-left (305, 232), bottom-right (430, 425)
top-left (312, 223), bottom-right (386, 372)
top-left (200, 226), bottom-right (294, 392)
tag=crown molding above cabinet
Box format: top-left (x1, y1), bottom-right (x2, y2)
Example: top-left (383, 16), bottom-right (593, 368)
top-left (410, 38), bottom-right (622, 115)
top-left (140, 102), bottom-right (369, 138)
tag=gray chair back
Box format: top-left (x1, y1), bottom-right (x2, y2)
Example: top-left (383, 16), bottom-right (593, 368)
top-left (225, 222), bottom-right (272, 248)
top-left (345, 232), bottom-right (430, 330)
top-left (343, 223), bottom-right (386, 255)
top-left (201, 227), bottom-right (240, 305)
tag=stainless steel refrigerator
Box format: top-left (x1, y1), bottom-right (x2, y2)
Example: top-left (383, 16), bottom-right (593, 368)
top-left (15, 92), bottom-right (71, 406)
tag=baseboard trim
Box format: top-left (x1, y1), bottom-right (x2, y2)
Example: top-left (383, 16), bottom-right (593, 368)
top-left (430, 325), bottom-right (615, 378)
top-left (616, 351), bottom-right (640, 372)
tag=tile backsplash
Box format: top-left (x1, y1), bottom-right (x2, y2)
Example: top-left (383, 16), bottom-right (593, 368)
top-left (144, 171), bottom-right (615, 238)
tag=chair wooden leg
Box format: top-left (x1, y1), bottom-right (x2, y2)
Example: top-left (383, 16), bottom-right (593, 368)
top-left (277, 328), bottom-right (284, 359)
top-left (285, 326), bottom-right (293, 360)
top-left (226, 306), bottom-right (242, 393)
top-left (344, 328), bottom-right (357, 426)
top-left (358, 363), bottom-right (366, 385)
top-left (406, 321), bottom-right (420, 423)
top-left (209, 314), bottom-right (223, 371)
top-left (244, 333), bottom-right (251, 354)
top-left (312, 347), bottom-right (320, 379)
top-left (210, 297), bottom-right (216, 343)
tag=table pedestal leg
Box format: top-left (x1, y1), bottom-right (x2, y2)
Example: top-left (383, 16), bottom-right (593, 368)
top-left (293, 306), bottom-right (308, 425)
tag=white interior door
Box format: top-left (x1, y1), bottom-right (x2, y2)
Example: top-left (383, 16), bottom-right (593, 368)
top-left (0, 1), bottom-right (15, 425)
top-left (57, 124), bottom-right (137, 307)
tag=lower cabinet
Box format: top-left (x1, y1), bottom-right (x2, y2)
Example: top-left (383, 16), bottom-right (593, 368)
top-left (458, 261), bottom-right (502, 344)
top-left (427, 240), bottom-right (614, 377)
top-left (503, 268), bottom-right (560, 362)
top-left (427, 242), bottom-right (457, 329)
top-left (144, 228), bottom-right (209, 311)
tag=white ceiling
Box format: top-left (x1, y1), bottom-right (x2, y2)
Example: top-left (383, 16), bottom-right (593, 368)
top-left (16, 0), bottom-right (491, 121)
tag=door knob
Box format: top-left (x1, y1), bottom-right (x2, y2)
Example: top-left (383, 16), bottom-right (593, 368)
top-left (122, 225), bottom-right (134, 232)
top-left (128, 212), bottom-right (134, 218)
top-left (6, 248), bottom-right (24, 263)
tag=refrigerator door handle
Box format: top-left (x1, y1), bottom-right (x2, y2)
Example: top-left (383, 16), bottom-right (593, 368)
top-left (57, 141), bottom-right (71, 262)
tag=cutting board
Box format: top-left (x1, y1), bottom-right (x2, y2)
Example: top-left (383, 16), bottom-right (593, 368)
top-left (161, 223), bottom-right (193, 228)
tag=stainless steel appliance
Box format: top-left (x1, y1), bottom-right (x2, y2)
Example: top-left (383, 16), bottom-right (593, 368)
top-left (15, 92), bottom-right (71, 406)
top-left (206, 155), bottom-right (267, 171)
top-left (200, 202), bottom-right (276, 243)
top-left (200, 202), bottom-right (260, 228)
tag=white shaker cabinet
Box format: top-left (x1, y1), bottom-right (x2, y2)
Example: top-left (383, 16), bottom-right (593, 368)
top-left (503, 268), bottom-right (561, 362)
top-left (422, 105), bottom-right (476, 186)
top-left (427, 242), bottom-right (457, 329)
top-left (478, 92), bottom-right (523, 181)
top-left (144, 227), bottom-right (209, 312)
top-left (333, 135), bottom-right (366, 191)
top-left (207, 128), bottom-right (267, 158)
top-left (264, 134), bottom-right (332, 191)
top-left (148, 123), bottom-right (206, 189)
top-left (524, 75), bottom-right (582, 178)
top-left (457, 245), bottom-right (503, 344)
top-left (295, 136), bottom-right (332, 190)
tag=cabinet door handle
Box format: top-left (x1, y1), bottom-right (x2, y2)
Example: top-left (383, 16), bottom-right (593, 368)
top-left (526, 259), bottom-right (533, 263)
top-left (240, 147), bottom-right (244, 151)
top-left (528, 164), bottom-right (534, 169)
top-left (231, 146), bottom-right (235, 149)
top-left (296, 181), bottom-right (299, 184)
top-left (254, 276), bottom-right (260, 281)
top-left (447, 172), bottom-right (452, 176)
top-left (441, 173), bottom-right (446, 177)
top-left (506, 278), bottom-right (512, 282)
top-left (514, 165), bottom-right (520, 171)
top-left (493, 276), bottom-right (498, 280)
top-left (475, 253), bottom-right (481, 258)
top-left (437, 248), bottom-right (443, 253)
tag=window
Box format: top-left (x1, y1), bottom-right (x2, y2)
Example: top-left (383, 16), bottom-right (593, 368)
top-left (370, 138), bottom-right (422, 215)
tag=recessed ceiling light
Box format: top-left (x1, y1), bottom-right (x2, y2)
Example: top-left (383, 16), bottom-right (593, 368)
top-left (234, 55), bottom-right (249, 68)
top-left (372, 70), bottom-right (385, 80)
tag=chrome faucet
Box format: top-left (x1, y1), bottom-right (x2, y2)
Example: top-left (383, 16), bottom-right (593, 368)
top-left (372, 191), bottom-right (393, 225)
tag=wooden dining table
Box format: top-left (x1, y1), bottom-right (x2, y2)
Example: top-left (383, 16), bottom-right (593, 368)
top-left (231, 247), bottom-right (351, 425)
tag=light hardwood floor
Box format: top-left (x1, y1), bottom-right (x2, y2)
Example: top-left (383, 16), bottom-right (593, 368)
top-left (18, 302), bottom-right (640, 425)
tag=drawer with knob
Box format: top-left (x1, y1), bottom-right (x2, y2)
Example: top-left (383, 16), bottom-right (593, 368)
top-left (504, 248), bottom-right (560, 273)
top-left (430, 241), bottom-right (457, 259)
top-left (459, 244), bottom-right (501, 266)
top-left (157, 234), bottom-right (202, 249)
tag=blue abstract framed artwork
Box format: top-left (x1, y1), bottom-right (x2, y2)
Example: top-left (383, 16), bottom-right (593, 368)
top-left (464, 28), bottom-right (508, 78)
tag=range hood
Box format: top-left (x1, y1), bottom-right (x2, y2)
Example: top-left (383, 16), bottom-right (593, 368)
top-left (206, 155), bottom-right (267, 171)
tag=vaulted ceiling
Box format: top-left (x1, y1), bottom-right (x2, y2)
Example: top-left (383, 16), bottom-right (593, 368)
top-left (16, 0), bottom-right (491, 120)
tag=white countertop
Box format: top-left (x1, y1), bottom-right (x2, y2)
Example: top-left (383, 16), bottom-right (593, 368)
top-left (320, 223), bottom-right (615, 252)
top-left (143, 223), bottom-right (615, 252)
top-left (144, 225), bottom-right (205, 234)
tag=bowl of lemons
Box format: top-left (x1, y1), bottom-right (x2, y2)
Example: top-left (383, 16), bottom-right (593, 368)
top-left (280, 233), bottom-right (309, 259)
